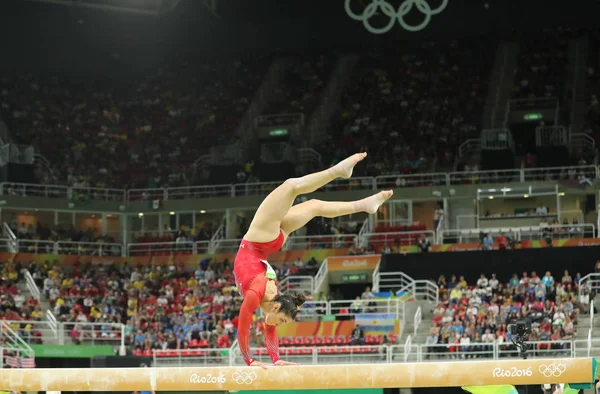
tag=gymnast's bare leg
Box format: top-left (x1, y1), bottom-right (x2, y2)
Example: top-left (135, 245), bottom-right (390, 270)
top-left (244, 153), bottom-right (393, 243)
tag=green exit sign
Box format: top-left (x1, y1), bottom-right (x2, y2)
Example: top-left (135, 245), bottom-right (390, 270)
top-left (342, 273), bottom-right (367, 282)
top-left (523, 113), bottom-right (543, 121)
top-left (269, 128), bottom-right (288, 137)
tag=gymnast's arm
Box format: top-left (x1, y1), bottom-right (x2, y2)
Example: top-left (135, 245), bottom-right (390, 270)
top-left (238, 289), bottom-right (264, 367)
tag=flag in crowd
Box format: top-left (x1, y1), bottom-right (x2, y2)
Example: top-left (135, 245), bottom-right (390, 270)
top-left (354, 313), bottom-right (397, 334)
top-left (5, 355), bottom-right (35, 368)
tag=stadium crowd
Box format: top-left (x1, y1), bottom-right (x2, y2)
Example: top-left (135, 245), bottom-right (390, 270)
top-left (14, 254), bottom-right (320, 351)
top-left (321, 39), bottom-right (491, 177)
top-left (426, 270), bottom-right (588, 358)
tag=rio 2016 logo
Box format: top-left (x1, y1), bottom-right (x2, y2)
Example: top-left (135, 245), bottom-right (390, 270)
top-left (189, 373), bottom-right (226, 384)
top-left (492, 367), bottom-right (533, 378)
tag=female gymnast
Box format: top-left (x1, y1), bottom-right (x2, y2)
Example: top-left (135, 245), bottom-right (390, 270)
top-left (234, 152), bottom-right (393, 368)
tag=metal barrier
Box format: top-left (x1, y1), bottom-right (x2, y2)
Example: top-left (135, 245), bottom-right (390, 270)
top-left (24, 270), bottom-right (40, 300)
top-left (328, 299), bottom-right (405, 322)
top-left (60, 322), bottom-right (124, 348)
top-left (231, 345), bottom-right (387, 366)
top-left (375, 173), bottom-right (448, 189)
top-left (297, 300), bottom-right (328, 320)
top-left (17, 239), bottom-right (56, 254)
top-left (210, 239), bottom-right (242, 253)
top-left (282, 235), bottom-right (357, 251)
top-left (144, 339), bottom-right (600, 365)
top-left (14, 240), bottom-right (125, 256)
top-left (278, 276), bottom-right (315, 295)
top-left (523, 165), bottom-right (598, 182)
top-left (403, 335), bottom-right (413, 362)
top-left (2, 164), bottom-right (599, 203)
top-left (56, 241), bottom-right (123, 256)
top-left (578, 273), bottom-right (600, 297)
top-left (413, 307), bottom-right (422, 337)
top-left (0, 182), bottom-right (69, 198)
top-left (360, 231), bottom-right (434, 248)
top-left (153, 348), bottom-right (231, 367)
top-left (167, 185), bottom-right (233, 200)
top-left (441, 224), bottom-right (596, 244)
top-left (0, 322), bottom-right (34, 359)
top-left (233, 182), bottom-right (279, 197)
top-left (449, 169), bottom-right (521, 185)
top-left (496, 340), bottom-right (574, 359)
top-left (70, 187), bottom-right (126, 201)
top-left (4, 320), bottom-right (59, 345)
top-left (127, 241), bottom-right (196, 256)
top-left (126, 188), bottom-right (166, 201)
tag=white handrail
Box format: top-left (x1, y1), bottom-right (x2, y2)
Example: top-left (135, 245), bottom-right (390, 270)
top-left (0, 322), bottom-right (34, 359)
top-left (404, 335), bottom-right (412, 363)
top-left (591, 299), bottom-right (594, 330)
top-left (372, 260), bottom-right (380, 293)
top-left (441, 224), bottom-right (596, 244)
top-left (278, 275), bottom-right (315, 295)
top-left (24, 270), bottom-right (40, 300)
top-left (588, 328), bottom-right (592, 358)
top-left (313, 258), bottom-right (329, 296)
top-left (413, 306), bottom-right (422, 337)
top-left (46, 310), bottom-right (59, 337)
top-left (2, 164), bottom-right (600, 202)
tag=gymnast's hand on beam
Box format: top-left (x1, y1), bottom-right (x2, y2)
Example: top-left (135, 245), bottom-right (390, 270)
top-left (274, 360), bottom-right (299, 366)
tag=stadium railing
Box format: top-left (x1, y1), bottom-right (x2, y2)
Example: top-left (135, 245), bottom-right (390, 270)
top-left (151, 339), bottom-right (596, 366)
top-left (439, 224), bottom-right (596, 244)
top-left (329, 298), bottom-right (407, 322)
top-left (282, 234), bottom-right (358, 250)
top-left (2, 165), bottom-right (597, 202)
top-left (59, 322), bottom-right (124, 348)
top-left (231, 345), bottom-right (387, 365)
top-left (360, 231), bottom-right (434, 247)
top-left (413, 307), bottom-right (422, 337)
top-left (13, 239), bottom-right (123, 256)
top-left (56, 241), bottom-right (123, 256)
top-left (24, 270), bottom-right (40, 300)
top-left (152, 348), bottom-right (232, 367)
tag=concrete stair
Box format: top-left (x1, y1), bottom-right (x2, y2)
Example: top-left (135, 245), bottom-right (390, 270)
top-left (17, 280), bottom-right (57, 344)
top-left (573, 311), bottom-right (597, 357)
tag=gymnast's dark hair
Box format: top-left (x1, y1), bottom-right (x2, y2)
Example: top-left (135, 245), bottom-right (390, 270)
top-left (273, 293), bottom-right (306, 319)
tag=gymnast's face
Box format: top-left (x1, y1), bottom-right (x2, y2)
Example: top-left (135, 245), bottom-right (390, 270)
top-left (265, 305), bottom-right (291, 327)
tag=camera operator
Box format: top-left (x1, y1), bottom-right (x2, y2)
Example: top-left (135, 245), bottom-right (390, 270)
top-left (507, 319), bottom-right (532, 359)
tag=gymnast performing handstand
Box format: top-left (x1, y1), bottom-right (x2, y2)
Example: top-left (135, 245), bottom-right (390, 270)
top-left (234, 152), bottom-right (393, 367)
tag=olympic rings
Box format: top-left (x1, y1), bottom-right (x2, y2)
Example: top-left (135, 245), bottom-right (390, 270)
top-left (232, 371), bottom-right (258, 385)
top-left (344, 0), bottom-right (449, 34)
top-left (538, 364), bottom-right (567, 378)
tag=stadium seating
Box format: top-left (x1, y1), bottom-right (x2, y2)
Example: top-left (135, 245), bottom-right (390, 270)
top-left (0, 55), bottom-right (271, 189)
top-left (322, 39), bottom-right (492, 176)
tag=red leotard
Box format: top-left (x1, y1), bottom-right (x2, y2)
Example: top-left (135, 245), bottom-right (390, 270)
top-left (234, 231), bottom-right (285, 366)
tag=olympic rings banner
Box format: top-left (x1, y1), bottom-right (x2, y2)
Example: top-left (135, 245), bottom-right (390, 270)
top-left (0, 358), bottom-right (594, 391)
top-left (345, 0), bottom-right (448, 34)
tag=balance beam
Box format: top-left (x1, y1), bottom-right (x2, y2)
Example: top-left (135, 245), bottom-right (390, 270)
top-left (0, 358), bottom-right (593, 391)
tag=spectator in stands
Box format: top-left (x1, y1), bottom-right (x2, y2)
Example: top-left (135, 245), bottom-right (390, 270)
top-left (433, 203), bottom-right (444, 230)
top-left (425, 329), bottom-right (438, 359)
top-left (418, 235), bottom-right (431, 253)
top-left (482, 233), bottom-right (493, 250)
top-left (350, 325), bottom-right (365, 346)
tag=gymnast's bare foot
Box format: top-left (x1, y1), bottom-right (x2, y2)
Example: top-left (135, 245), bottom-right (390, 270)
top-left (357, 190), bottom-right (394, 214)
top-left (330, 152), bottom-right (367, 179)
